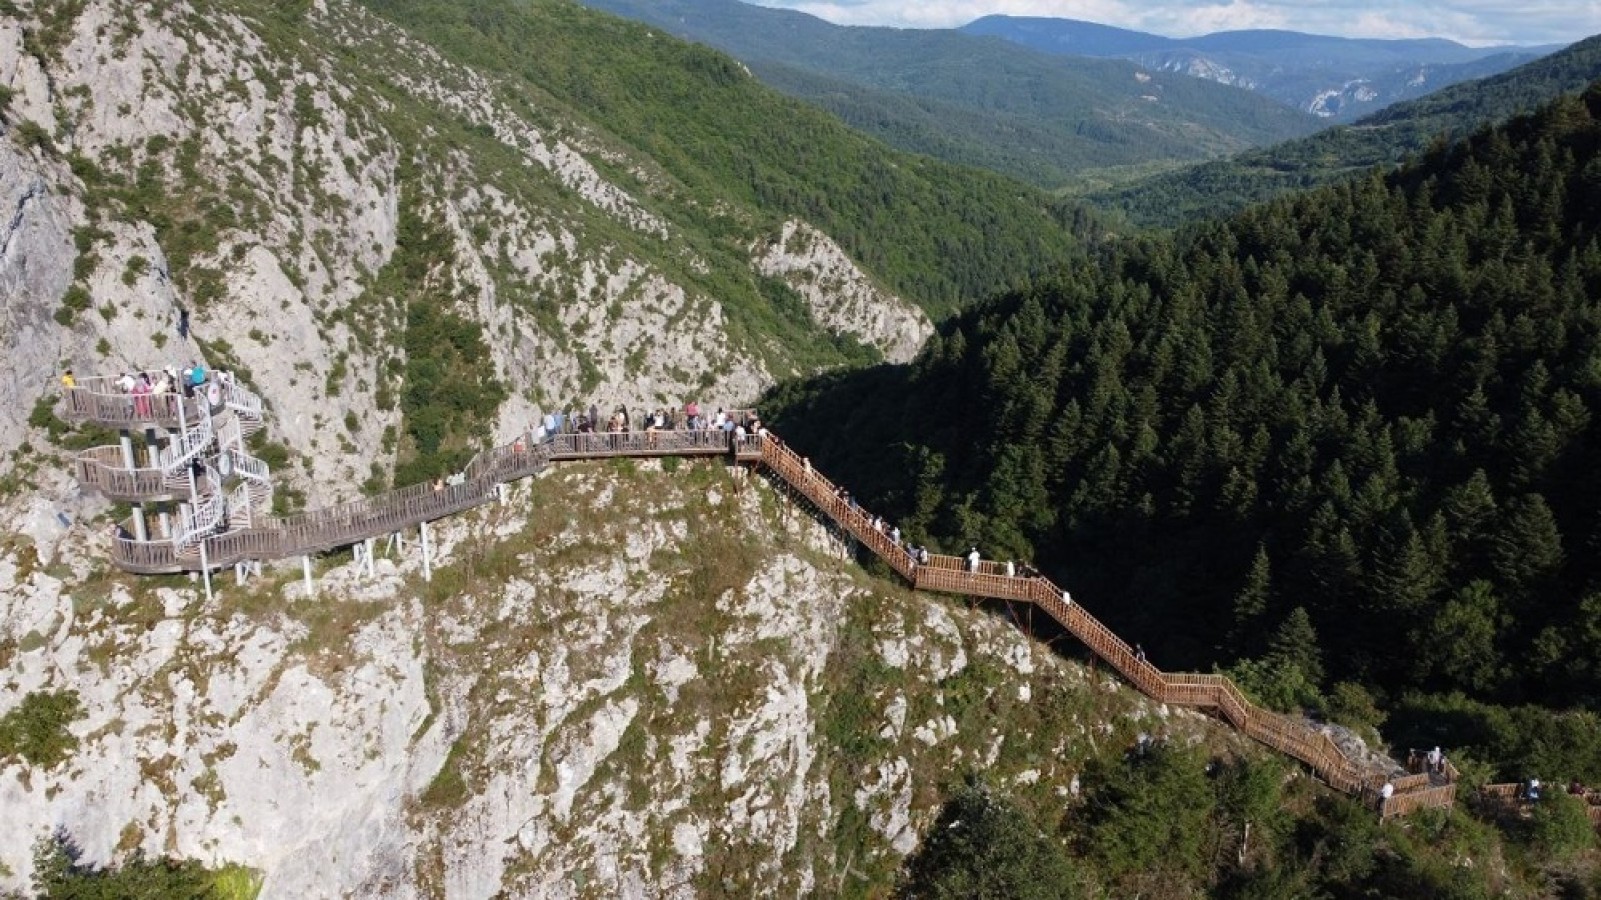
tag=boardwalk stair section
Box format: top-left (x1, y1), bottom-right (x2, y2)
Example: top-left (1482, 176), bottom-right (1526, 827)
top-left (753, 437), bottom-right (1453, 816)
top-left (62, 378), bottom-right (1450, 816)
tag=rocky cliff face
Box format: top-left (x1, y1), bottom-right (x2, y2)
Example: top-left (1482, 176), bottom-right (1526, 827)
top-left (0, 458), bottom-right (1225, 896)
top-left (0, 2), bottom-right (1214, 894)
top-left (0, 0), bottom-right (929, 506)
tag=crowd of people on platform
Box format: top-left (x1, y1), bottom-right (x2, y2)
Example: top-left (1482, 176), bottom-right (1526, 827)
top-left (64, 361), bottom-right (235, 419)
top-left (525, 402), bottom-right (768, 446)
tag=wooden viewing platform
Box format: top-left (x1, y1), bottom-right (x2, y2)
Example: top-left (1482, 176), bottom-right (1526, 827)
top-left (62, 383), bottom-right (1462, 819)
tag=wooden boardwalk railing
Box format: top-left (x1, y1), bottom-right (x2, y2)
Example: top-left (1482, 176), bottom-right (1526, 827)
top-left (752, 435), bottom-right (1444, 814)
top-left (75, 446), bottom-right (172, 501)
top-left (95, 430), bottom-right (744, 573)
top-left (67, 398), bottom-right (1459, 817)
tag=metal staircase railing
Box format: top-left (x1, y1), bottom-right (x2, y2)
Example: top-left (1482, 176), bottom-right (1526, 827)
top-left (223, 381), bottom-right (265, 432)
top-left (159, 417), bottom-right (215, 485)
top-left (173, 489), bottom-right (226, 549)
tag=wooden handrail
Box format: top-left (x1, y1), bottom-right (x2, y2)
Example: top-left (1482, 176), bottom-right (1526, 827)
top-left (751, 438), bottom-right (1412, 809)
top-left (69, 400), bottom-right (1451, 817)
top-left (76, 446), bottom-right (171, 500)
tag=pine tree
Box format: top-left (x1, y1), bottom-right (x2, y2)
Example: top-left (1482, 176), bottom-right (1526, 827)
top-left (1230, 544), bottom-right (1272, 653)
top-left (1267, 607), bottom-right (1324, 690)
top-left (1492, 493), bottom-right (1565, 603)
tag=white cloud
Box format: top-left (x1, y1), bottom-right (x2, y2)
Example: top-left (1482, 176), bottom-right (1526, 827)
top-left (750, 0), bottom-right (1601, 46)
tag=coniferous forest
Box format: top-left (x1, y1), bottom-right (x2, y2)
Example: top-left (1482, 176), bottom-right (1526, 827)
top-left (769, 83), bottom-right (1601, 786)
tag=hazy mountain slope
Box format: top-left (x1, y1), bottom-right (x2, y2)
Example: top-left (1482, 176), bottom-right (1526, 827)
top-left (362, 0), bottom-right (1086, 315)
top-left (577, 0), bottom-right (1321, 188)
top-left (1090, 32), bottom-right (1601, 227)
top-left (964, 15), bottom-right (1552, 122)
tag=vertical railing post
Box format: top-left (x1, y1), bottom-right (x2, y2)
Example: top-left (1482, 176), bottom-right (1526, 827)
top-left (420, 521), bottom-right (432, 582)
top-left (199, 539), bottom-right (213, 604)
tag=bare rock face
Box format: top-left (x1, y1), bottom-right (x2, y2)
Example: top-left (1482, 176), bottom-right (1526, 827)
top-left (0, 460), bottom-right (1213, 897)
top-left (0, 0), bottom-right (928, 507)
top-left (0, 2), bottom-right (1218, 895)
top-left (753, 221), bottom-right (933, 364)
top-left (0, 141), bottom-right (79, 448)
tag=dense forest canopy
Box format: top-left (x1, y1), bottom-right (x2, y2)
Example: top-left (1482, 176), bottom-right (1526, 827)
top-left (768, 85), bottom-right (1601, 756)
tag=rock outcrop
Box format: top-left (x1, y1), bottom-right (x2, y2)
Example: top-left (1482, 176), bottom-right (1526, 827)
top-left (0, 458), bottom-right (1225, 896)
top-left (0, 0), bottom-right (927, 505)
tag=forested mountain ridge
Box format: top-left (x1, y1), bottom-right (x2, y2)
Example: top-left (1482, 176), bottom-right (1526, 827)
top-left (768, 85), bottom-right (1601, 779)
top-left (577, 0), bottom-right (1321, 189)
top-left (360, 0), bottom-right (1094, 319)
top-left (1092, 33), bottom-right (1601, 227)
top-left (963, 15), bottom-right (1553, 122)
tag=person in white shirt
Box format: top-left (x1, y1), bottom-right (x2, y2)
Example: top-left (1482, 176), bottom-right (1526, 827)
top-left (966, 547), bottom-right (980, 572)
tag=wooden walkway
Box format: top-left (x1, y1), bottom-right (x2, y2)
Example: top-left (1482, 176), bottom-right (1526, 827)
top-left (63, 385), bottom-right (1453, 816)
top-left (753, 436), bottom-right (1454, 816)
top-left (95, 429), bottom-right (754, 573)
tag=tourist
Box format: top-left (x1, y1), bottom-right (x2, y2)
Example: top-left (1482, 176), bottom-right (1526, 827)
top-left (133, 373), bottom-right (153, 418)
top-left (966, 546), bottom-right (980, 572)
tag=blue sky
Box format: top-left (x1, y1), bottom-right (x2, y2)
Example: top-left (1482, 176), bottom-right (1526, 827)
top-left (749, 1), bottom-right (1601, 47)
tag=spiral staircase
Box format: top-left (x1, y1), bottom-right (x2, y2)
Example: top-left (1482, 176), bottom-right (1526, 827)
top-left (69, 376), bottom-right (271, 571)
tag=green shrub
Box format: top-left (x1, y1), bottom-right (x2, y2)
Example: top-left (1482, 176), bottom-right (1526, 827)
top-left (0, 690), bottom-right (84, 769)
top-left (1522, 791), bottom-right (1596, 860)
top-left (898, 779), bottom-right (1082, 900)
top-left (31, 828), bottom-right (259, 899)
top-left (1073, 742), bottom-right (1214, 885)
top-left (14, 119), bottom-right (53, 151)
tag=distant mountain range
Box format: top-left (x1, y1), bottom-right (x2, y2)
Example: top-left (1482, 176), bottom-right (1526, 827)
top-left (1090, 32), bottom-right (1601, 227)
top-left (962, 16), bottom-right (1559, 122)
top-left (578, 0), bottom-right (1321, 188)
